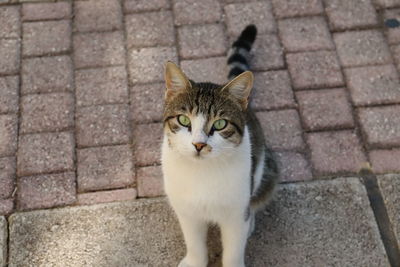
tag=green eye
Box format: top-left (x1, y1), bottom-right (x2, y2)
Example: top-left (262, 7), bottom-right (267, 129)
top-left (213, 119), bottom-right (227, 131)
top-left (178, 115), bottom-right (191, 127)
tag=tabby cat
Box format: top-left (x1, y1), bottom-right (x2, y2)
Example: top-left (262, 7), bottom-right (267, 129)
top-left (161, 25), bottom-right (279, 267)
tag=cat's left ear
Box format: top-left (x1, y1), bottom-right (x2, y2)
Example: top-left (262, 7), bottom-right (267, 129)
top-left (221, 71), bottom-right (254, 109)
top-left (164, 61), bottom-right (191, 100)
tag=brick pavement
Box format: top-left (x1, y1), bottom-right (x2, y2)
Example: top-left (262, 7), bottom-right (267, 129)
top-left (0, 0), bottom-right (400, 265)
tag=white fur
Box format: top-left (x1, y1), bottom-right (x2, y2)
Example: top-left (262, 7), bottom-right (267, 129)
top-left (162, 114), bottom-right (253, 267)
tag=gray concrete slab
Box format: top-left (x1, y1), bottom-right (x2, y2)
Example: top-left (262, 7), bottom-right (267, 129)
top-left (378, 173), bottom-right (400, 248)
top-left (0, 216), bottom-right (6, 267)
top-left (8, 177), bottom-right (389, 267)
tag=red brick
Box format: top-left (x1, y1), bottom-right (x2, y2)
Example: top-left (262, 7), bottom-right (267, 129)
top-left (22, 20), bottom-right (71, 56)
top-left (0, 157), bottom-right (15, 199)
top-left (18, 172), bottom-right (76, 211)
top-left (123, 0), bottom-right (170, 13)
top-left (17, 132), bottom-right (75, 176)
top-left (137, 165), bottom-right (164, 197)
top-left (0, 6), bottom-right (20, 38)
top-left (76, 104), bottom-right (130, 147)
top-left (370, 149), bottom-right (400, 173)
top-left (271, 0), bottom-right (323, 18)
top-left (325, 0), bottom-right (378, 30)
top-left (345, 65), bottom-right (400, 106)
top-left (287, 51), bottom-right (343, 89)
top-left (77, 188), bottom-right (137, 206)
top-left (180, 57), bottom-right (228, 85)
top-left (128, 47), bottom-right (178, 84)
top-left (307, 130), bottom-right (367, 175)
top-left (297, 88), bottom-right (354, 131)
top-left (74, 31), bottom-right (125, 69)
top-left (224, 2), bottom-right (276, 36)
top-left (130, 83), bottom-right (164, 123)
top-left (22, 2), bottom-right (71, 21)
top-left (374, 0), bottom-right (400, 8)
top-left (178, 24), bottom-right (226, 59)
top-left (0, 76), bottom-right (19, 114)
top-left (358, 106), bottom-right (400, 148)
top-left (250, 71), bottom-right (296, 111)
top-left (74, 0), bottom-right (122, 32)
top-left (77, 145), bottom-right (134, 192)
top-left (134, 123), bottom-right (163, 167)
top-left (256, 110), bottom-right (305, 151)
top-left (276, 152), bottom-right (312, 182)
top-left (0, 114), bottom-right (17, 157)
top-left (20, 93), bottom-right (74, 134)
top-left (173, 0), bottom-right (221, 25)
top-left (75, 66), bottom-right (128, 107)
top-left (250, 34), bottom-right (284, 71)
top-left (334, 30), bottom-right (392, 67)
top-left (125, 11), bottom-right (174, 48)
top-left (384, 9), bottom-right (400, 44)
top-left (21, 56), bottom-right (73, 94)
top-left (0, 39), bottom-right (20, 75)
top-left (278, 16), bottom-right (334, 52)
top-left (0, 199), bottom-right (13, 216)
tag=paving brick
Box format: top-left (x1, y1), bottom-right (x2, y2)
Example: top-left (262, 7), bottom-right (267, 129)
top-left (384, 8), bottom-right (400, 44)
top-left (125, 11), bottom-right (174, 48)
top-left (334, 30), bottom-right (392, 67)
top-left (22, 20), bottom-right (71, 56)
top-left (74, 0), bottom-right (122, 32)
top-left (0, 39), bottom-right (20, 75)
top-left (224, 2), bottom-right (276, 36)
top-left (21, 55), bottom-right (73, 94)
top-left (0, 157), bottom-right (15, 199)
top-left (0, 114), bottom-right (17, 157)
top-left (173, 0), bottom-right (221, 25)
top-left (123, 0), bottom-right (170, 13)
top-left (373, 0), bottom-right (400, 8)
top-left (325, 0), bottom-right (377, 30)
top-left (256, 110), bottom-right (305, 151)
top-left (74, 31), bottom-right (125, 69)
top-left (76, 104), bottom-right (130, 147)
top-left (180, 57), bottom-right (228, 85)
top-left (0, 199), bottom-right (13, 216)
top-left (271, 0), bottom-right (323, 18)
top-left (250, 34), bottom-right (284, 71)
top-left (250, 70), bottom-right (296, 111)
top-left (275, 151), bottom-right (312, 182)
top-left (278, 16), bottom-right (334, 52)
top-left (178, 24), bottom-right (226, 59)
top-left (75, 66), bottom-right (128, 107)
top-left (0, 76), bottom-right (19, 114)
top-left (297, 88), bottom-right (354, 131)
top-left (370, 149), bottom-right (400, 173)
top-left (307, 130), bottom-right (367, 175)
top-left (17, 132), bottom-right (75, 176)
top-left (18, 172), bottom-right (76, 211)
top-left (134, 123), bottom-right (163, 166)
top-left (0, 6), bottom-right (20, 38)
top-left (130, 82), bottom-right (164, 123)
top-left (128, 47), bottom-right (178, 84)
top-left (137, 165), bottom-right (164, 197)
top-left (20, 93), bottom-right (74, 134)
top-left (287, 51), bottom-right (343, 90)
top-left (77, 145), bottom-right (134, 192)
top-left (345, 65), bottom-right (400, 106)
top-left (77, 188), bottom-right (137, 206)
top-left (358, 106), bottom-right (400, 148)
top-left (22, 2), bottom-right (71, 21)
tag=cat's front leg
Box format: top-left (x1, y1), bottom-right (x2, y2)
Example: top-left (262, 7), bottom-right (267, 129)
top-left (176, 213), bottom-right (208, 267)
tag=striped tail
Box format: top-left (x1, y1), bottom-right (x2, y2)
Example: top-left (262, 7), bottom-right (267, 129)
top-left (227, 25), bottom-right (257, 80)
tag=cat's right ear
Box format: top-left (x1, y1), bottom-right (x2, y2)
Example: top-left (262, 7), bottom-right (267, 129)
top-left (164, 62), bottom-right (191, 100)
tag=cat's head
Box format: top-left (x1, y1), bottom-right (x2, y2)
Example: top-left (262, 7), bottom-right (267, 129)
top-left (163, 62), bottom-right (253, 160)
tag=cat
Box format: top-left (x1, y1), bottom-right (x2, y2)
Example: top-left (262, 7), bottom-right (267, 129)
top-left (161, 25), bottom-right (279, 267)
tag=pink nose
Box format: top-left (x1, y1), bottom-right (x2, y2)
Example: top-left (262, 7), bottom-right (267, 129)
top-left (193, 142), bottom-right (207, 152)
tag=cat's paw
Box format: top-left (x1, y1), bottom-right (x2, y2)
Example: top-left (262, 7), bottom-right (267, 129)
top-left (178, 257), bottom-right (207, 267)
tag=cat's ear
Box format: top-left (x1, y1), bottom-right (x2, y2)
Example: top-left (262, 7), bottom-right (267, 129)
top-left (164, 62), bottom-right (191, 99)
top-left (221, 71), bottom-right (254, 109)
